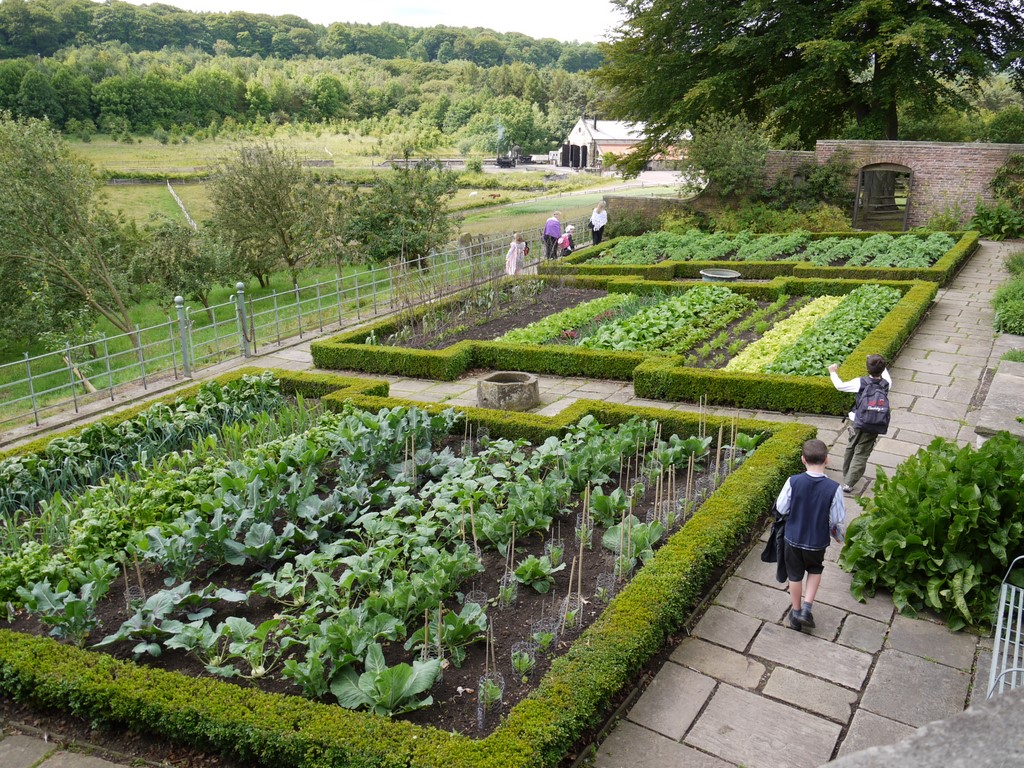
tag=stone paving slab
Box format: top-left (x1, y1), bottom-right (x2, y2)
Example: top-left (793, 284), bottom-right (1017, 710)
top-left (733, 546), bottom-right (784, 588)
top-left (763, 666), bottom-right (858, 723)
top-left (713, 578), bottom-right (788, 623)
top-left (691, 605), bottom-right (762, 653)
top-left (594, 720), bottom-right (732, 768)
top-left (837, 709), bottom-right (919, 757)
top-left (670, 637), bottom-right (766, 689)
top-left (812, 579), bottom-right (895, 624)
top-left (685, 684), bottom-right (841, 768)
top-left (910, 397), bottom-right (970, 420)
top-left (749, 623), bottom-right (872, 689)
top-left (885, 615), bottom-right (978, 670)
top-left (890, 411), bottom-right (963, 440)
top-left (0, 734), bottom-right (56, 768)
top-left (625, 662), bottom-right (716, 740)
top-left (859, 648), bottom-right (970, 727)
top-left (838, 614), bottom-right (889, 654)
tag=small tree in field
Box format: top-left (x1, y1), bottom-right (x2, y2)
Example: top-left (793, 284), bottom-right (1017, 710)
top-left (142, 216), bottom-right (230, 320)
top-left (207, 142), bottom-right (346, 288)
top-left (0, 115), bottom-right (143, 349)
top-left (686, 113), bottom-right (768, 201)
top-left (344, 159), bottom-right (459, 269)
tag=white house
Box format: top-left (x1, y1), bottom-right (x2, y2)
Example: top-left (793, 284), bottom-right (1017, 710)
top-left (559, 118), bottom-right (691, 170)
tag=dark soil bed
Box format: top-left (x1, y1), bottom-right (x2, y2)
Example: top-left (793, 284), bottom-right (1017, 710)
top-left (392, 287), bottom-right (607, 350)
top-left (389, 285), bottom-right (805, 371)
top-left (1, 449), bottom-right (746, 764)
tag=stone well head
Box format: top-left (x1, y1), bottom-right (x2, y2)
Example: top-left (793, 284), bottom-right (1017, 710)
top-left (477, 371), bottom-right (540, 412)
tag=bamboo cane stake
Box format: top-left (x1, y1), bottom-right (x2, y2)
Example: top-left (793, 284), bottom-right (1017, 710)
top-left (715, 424), bottom-right (724, 482)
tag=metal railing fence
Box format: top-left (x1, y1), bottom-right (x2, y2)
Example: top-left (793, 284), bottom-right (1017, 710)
top-left (0, 217), bottom-right (589, 432)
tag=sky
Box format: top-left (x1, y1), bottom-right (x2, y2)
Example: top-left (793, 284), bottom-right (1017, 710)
top-left (120, 0), bottom-right (624, 43)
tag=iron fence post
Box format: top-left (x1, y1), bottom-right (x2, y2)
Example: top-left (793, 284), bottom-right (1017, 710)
top-left (316, 282), bottom-right (324, 331)
top-left (175, 296), bottom-right (191, 378)
top-left (294, 284), bottom-right (303, 338)
top-left (64, 342), bottom-right (79, 412)
top-left (24, 352), bottom-right (39, 426)
top-left (335, 272), bottom-right (343, 326)
top-left (135, 324), bottom-right (148, 389)
top-left (235, 282), bottom-right (250, 357)
top-left (101, 333), bottom-right (114, 400)
top-left (273, 290), bottom-right (281, 345)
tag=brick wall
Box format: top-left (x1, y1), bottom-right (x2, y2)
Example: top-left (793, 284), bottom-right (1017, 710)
top-left (764, 150), bottom-right (816, 184)
top-left (766, 140), bottom-right (1024, 227)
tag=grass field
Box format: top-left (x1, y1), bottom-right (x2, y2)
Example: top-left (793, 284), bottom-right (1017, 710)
top-left (71, 130), bottom-right (386, 173)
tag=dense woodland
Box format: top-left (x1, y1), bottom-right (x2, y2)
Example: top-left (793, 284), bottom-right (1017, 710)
top-left (0, 0), bottom-right (601, 67)
top-left (0, 0), bottom-right (604, 153)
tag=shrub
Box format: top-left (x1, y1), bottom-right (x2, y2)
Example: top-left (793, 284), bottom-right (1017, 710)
top-left (686, 112), bottom-right (767, 199)
top-left (969, 201), bottom-right (1024, 240)
top-left (919, 203), bottom-right (968, 232)
top-left (988, 108), bottom-right (1024, 146)
top-left (712, 204), bottom-right (851, 233)
top-left (840, 434), bottom-right (1024, 630)
top-left (606, 210), bottom-right (660, 239)
top-left (1005, 250), bottom-right (1024, 278)
top-left (464, 158), bottom-right (483, 174)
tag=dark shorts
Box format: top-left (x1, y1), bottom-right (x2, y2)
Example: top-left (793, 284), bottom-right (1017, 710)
top-left (783, 541), bottom-right (826, 582)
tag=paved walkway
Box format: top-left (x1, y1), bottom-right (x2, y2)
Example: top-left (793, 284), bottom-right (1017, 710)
top-left (1, 240), bottom-right (1019, 766)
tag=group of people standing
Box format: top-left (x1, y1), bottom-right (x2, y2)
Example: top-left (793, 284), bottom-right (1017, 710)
top-left (505, 202), bottom-right (608, 276)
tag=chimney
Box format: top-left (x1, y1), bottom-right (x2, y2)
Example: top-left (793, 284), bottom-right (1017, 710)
top-left (593, 115), bottom-right (598, 129)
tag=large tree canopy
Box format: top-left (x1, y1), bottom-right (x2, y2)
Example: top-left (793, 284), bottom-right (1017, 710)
top-left (597, 0), bottom-right (1024, 164)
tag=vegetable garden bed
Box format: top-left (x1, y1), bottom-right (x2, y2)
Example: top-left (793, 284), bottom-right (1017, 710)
top-left (312, 276), bottom-right (938, 415)
top-left (0, 367), bottom-right (815, 768)
top-left (544, 230), bottom-right (980, 286)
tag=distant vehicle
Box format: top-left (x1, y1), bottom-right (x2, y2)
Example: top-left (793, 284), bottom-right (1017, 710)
top-left (496, 143), bottom-right (521, 168)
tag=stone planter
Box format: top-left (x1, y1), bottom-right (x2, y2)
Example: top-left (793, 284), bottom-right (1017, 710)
top-left (699, 268), bottom-right (741, 282)
top-left (477, 371), bottom-right (539, 412)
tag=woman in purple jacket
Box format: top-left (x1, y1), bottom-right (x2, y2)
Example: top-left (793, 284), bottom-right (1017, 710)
top-left (543, 211), bottom-right (561, 259)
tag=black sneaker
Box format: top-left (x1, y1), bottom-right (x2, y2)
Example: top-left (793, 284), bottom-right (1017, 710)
top-left (788, 610), bottom-right (802, 631)
top-left (797, 608), bottom-right (816, 628)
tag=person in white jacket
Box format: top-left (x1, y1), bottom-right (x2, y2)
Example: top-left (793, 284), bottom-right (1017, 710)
top-left (589, 201), bottom-right (608, 246)
top-left (828, 354), bottom-right (892, 493)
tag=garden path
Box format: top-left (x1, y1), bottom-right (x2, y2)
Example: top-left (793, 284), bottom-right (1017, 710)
top-left (2, 240), bottom-right (1019, 767)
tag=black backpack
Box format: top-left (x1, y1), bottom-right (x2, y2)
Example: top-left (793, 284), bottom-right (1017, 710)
top-left (854, 376), bottom-right (891, 434)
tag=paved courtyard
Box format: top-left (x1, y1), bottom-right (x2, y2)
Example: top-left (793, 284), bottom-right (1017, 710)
top-left (2, 240), bottom-right (1020, 767)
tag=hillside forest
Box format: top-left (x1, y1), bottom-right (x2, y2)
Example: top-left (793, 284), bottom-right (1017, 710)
top-left (0, 0), bottom-right (604, 155)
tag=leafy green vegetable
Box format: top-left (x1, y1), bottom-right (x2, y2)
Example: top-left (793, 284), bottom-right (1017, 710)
top-left (840, 434), bottom-right (1024, 630)
top-left (330, 642), bottom-right (439, 716)
top-left (514, 555), bottom-right (565, 594)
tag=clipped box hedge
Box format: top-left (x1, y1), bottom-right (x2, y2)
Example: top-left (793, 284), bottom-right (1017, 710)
top-left (311, 276), bottom-right (937, 415)
top-left (0, 366), bottom-right (814, 768)
top-left (542, 231), bottom-right (979, 287)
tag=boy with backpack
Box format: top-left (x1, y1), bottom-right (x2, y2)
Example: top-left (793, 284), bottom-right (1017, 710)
top-left (828, 354), bottom-right (892, 494)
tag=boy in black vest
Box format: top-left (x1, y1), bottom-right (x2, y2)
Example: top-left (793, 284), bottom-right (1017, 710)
top-left (776, 439), bottom-right (845, 631)
top-left (828, 354), bottom-right (892, 493)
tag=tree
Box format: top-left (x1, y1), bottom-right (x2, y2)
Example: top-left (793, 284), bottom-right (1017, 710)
top-left (597, 0), bottom-right (1024, 162)
top-left (142, 217), bottom-right (230, 319)
top-left (207, 142), bottom-right (346, 288)
top-left (343, 159), bottom-right (459, 269)
top-left (0, 115), bottom-right (143, 348)
top-left (685, 112), bottom-right (768, 200)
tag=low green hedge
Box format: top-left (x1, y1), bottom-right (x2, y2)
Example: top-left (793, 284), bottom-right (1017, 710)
top-left (312, 277), bottom-right (935, 415)
top-left (543, 231), bottom-right (979, 286)
top-left (0, 366), bottom-right (814, 768)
